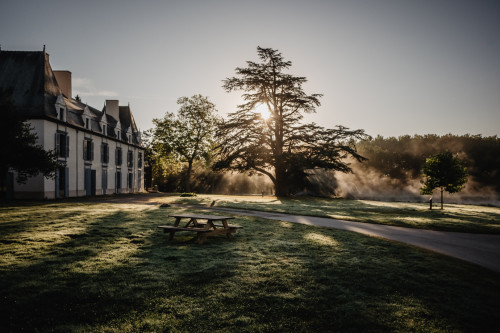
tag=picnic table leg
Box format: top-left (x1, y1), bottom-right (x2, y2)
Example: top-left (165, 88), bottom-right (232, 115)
top-left (197, 221), bottom-right (214, 244)
top-left (185, 218), bottom-right (196, 228)
top-left (169, 217), bottom-right (182, 241)
top-left (221, 219), bottom-right (233, 239)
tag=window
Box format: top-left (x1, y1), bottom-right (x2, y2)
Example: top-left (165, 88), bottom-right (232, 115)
top-left (55, 132), bottom-right (69, 158)
top-left (101, 143), bottom-right (109, 164)
top-left (102, 125), bottom-right (106, 136)
top-left (85, 118), bottom-right (90, 129)
top-left (83, 138), bottom-right (94, 161)
top-left (138, 152), bottom-right (143, 168)
top-left (127, 150), bottom-right (134, 168)
top-left (115, 147), bottom-right (122, 166)
top-left (128, 172), bottom-right (133, 189)
top-left (59, 108), bottom-right (65, 121)
top-left (102, 168), bottom-right (108, 195)
top-left (117, 131), bottom-right (120, 140)
top-left (116, 171), bottom-right (121, 191)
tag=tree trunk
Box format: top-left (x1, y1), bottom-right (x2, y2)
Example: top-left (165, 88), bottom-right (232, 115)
top-left (440, 187), bottom-right (444, 209)
top-left (274, 163), bottom-right (288, 197)
top-left (0, 167), bottom-right (8, 202)
top-left (0, 173), bottom-right (6, 202)
top-left (185, 160), bottom-right (193, 193)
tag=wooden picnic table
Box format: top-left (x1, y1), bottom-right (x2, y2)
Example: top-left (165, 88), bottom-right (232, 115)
top-left (158, 213), bottom-right (243, 244)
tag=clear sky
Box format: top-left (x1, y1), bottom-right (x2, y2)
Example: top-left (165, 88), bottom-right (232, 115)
top-left (1, 0), bottom-right (499, 137)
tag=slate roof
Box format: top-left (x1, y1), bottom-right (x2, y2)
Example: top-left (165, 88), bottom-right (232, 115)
top-left (0, 50), bottom-right (142, 147)
top-left (0, 51), bottom-right (60, 118)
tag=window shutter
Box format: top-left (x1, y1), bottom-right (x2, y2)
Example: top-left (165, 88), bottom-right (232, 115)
top-left (106, 145), bottom-right (109, 163)
top-left (83, 140), bottom-right (87, 160)
top-left (66, 135), bottom-right (70, 157)
top-left (55, 133), bottom-right (60, 155)
top-left (101, 143), bottom-right (104, 163)
top-left (91, 141), bottom-right (94, 161)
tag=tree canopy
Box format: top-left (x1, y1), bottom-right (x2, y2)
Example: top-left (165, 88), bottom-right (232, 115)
top-left (0, 98), bottom-right (60, 199)
top-left (150, 95), bottom-right (219, 192)
top-left (420, 151), bottom-right (468, 209)
top-left (214, 47), bottom-right (368, 196)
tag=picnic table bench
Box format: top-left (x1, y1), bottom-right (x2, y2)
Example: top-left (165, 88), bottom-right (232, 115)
top-left (158, 213), bottom-right (243, 244)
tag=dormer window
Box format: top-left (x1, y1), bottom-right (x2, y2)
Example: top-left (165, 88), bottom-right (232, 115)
top-left (55, 95), bottom-right (66, 122)
top-left (56, 107), bottom-right (66, 122)
top-left (117, 131), bottom-right (120, 140)
top-left (82, 106), bottom-right (92, 131)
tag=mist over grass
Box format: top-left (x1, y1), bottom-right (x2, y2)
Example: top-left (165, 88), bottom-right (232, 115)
top-left (1, 199), bottom-right (499, 332)
top-left (332, 167), bottom-right (500, 206)
top-left (169, 194), bottom-right (500, 234)
top-left (331, 134), bottom-right (500, 206)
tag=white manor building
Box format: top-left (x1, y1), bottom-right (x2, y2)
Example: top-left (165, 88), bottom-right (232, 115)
top-left (0, 49), bottom-right (144, 199)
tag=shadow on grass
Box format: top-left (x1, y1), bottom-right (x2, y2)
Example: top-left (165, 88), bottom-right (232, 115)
top-left (1, 203), bottom-right (499, 332)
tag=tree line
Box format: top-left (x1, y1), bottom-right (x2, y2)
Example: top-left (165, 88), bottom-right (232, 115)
top-left (355, 134), bottom-right (500, 193)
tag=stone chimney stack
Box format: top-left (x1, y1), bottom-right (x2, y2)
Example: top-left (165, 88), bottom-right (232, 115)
top-left (105, 100), bottom-right (120, 121)
top-left (53, 70), bottom-right (72, 99)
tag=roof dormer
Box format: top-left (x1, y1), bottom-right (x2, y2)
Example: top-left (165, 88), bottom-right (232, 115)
top-left (100, 112), bottom-right (108, 136)
top-left (137, 130), bottom-right (142, 145)
top-left (55, 95), bottom-right (67, 122)
top-left (83, 105), bottom-right (92, 130)
top-left (126, 126), bottom-right (132, 143)
top-left (116, 121), bottom-right (122, 140)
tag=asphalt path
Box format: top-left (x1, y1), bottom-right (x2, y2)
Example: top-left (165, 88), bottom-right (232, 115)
top-left (185, 205), bottom-right (500, 273)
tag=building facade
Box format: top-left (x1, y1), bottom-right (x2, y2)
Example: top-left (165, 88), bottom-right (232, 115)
top-left (0, 49), bottom-right (144, 199)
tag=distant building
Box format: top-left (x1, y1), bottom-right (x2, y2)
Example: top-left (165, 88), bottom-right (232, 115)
top-left (0, 49), bottom-right (144, 199)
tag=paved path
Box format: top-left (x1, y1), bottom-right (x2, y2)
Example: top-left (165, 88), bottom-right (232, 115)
top-left (184, 205), bottom-right (500, 273)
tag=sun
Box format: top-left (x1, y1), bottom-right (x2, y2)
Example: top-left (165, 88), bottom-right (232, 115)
top-left (255, 103), bottom-right (271, 120)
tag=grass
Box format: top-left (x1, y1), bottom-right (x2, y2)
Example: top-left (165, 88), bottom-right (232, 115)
top-left (1, 198), bottom-right (500, 332)
top-left (165, 194), bottom-right (500, 234)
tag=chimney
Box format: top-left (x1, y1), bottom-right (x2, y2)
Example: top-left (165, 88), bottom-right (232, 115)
top-left (105, 100), bottom-right (120, 121)
top-left (53, 70), bottom-right (72, 99)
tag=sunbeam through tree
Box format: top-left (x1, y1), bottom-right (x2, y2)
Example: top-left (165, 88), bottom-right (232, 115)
top-left (214, 47), bottom-right (369, 196)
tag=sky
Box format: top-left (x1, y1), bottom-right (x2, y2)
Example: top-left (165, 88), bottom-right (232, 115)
top-left (1, 0), bottom-right (499, 138)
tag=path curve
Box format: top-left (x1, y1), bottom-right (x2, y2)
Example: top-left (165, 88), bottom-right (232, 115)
top-left (178, 205), bottom-right (500, 273)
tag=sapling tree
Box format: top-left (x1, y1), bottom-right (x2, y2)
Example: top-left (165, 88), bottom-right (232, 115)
top-left (420, 151), bottom-right (468, 209)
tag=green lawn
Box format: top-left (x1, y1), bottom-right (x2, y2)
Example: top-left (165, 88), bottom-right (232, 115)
top-left (167, 194), bottom-right (500, 234)
top-left (1, 199), bottom-right (499, 332)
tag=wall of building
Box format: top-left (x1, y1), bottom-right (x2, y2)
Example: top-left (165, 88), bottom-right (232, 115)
top-left (12, 119), bottom-right (46, 198)
top-left (13, 119), bottom-right (144, 199)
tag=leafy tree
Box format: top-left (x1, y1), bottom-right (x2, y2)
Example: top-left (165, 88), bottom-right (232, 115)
top-left (150, 95), bottom-right (219, 192)
top-left (420, 151), bottom-right (468, 209)
top-left (0, 98), bottom-right (60, 200)
top-left (214, 47), bottom-right (368, 196)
